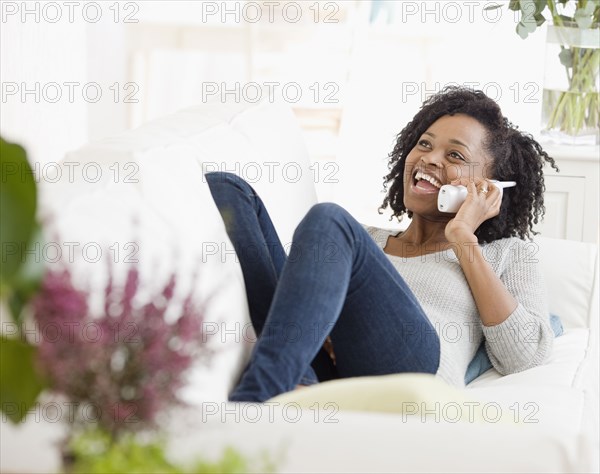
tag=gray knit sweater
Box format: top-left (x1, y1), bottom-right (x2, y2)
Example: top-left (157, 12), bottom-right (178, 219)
top-left (364, 226), bottom-right (555, 388)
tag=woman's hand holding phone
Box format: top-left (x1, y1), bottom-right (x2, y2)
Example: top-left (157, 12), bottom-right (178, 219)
top-left (443, 178), bottom-right (507, 244)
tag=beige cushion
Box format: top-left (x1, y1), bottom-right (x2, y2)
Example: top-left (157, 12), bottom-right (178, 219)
top-left (269, 373), bottom-right (513, 424)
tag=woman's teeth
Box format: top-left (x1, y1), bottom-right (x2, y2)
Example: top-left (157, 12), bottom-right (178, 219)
top-left (414, 170), bottom-right (442, 189)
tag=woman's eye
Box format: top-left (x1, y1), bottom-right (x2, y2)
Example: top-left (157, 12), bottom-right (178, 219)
top-left (449, 151), bottom-right (465, 161)
top-left (418, 140), bottom-right (431, 148)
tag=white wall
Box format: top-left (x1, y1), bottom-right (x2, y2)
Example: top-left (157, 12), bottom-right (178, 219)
top-left (0, 1), bottom-right (559, 228)
top-left (0, 2), bottom-right (130, 213)
top-left (0, 18), bottom-right (89, 167)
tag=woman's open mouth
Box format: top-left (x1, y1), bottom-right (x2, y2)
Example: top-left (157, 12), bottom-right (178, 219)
top-left (412, 169), bottom-right (443, 194)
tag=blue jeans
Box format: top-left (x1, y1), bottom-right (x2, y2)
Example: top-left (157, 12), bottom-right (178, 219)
top-left (205, 172), bottom-right (440, 402)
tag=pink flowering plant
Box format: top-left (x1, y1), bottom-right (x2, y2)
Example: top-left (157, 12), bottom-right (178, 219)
top-left (32, 262), bottom-right (210, 437)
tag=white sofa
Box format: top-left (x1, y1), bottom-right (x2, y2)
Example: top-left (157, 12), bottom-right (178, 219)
top-left (2, 101), bottom-right (598, 473)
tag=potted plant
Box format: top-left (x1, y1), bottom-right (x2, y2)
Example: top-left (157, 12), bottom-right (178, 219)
top-left (489, 0), bottom-right (599, 145)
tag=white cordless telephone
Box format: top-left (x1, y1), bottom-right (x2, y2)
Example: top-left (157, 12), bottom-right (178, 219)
top-left (437, 180), bottom-right (517, 213)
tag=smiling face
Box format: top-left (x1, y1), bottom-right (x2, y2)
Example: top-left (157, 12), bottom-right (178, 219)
top-left (403, 113), bottom-right (492, 217)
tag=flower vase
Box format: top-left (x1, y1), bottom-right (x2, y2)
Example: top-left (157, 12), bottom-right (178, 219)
top-left (541, 25), bottom-right (600, 146)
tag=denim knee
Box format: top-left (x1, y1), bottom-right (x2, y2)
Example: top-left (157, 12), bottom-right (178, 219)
top-left (302, 202), bottom-right (351, 226)
top-left (290, 203), bottom-right (355, 259)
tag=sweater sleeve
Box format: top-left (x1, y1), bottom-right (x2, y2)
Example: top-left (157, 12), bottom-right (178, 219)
top-left (481, 239), bottom-right (554, 375)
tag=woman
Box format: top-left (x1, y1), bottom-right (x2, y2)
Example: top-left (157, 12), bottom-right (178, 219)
top-left (206, 86), bottom-right (558, 403)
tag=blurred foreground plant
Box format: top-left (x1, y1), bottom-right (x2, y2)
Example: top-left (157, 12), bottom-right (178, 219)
top-left (0, 137), bottom-right (46, 422)
top-left (67, 428), bottom-right (277, 474)
top-left (33, 263), bottom-right (211, 437)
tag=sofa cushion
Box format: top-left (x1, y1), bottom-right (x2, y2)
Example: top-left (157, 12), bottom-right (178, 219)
top-left (534, 236), bottom-right (599, 329)
top-left (268, 373), bottom-right (474, 417)
top-left (467, 328), bottom-right (589, 389)
top-left (189, 101), bottom-right (318, 246)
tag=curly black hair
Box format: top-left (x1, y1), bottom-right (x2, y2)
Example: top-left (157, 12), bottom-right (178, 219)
top-left (380, 86), bottom-right (559, 244)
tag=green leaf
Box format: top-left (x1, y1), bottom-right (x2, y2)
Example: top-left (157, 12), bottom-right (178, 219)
top-left (533, 0), bottom-right (547, 15)
top-left (519, 0), bottom-right (536, 15)
top-left (484, 4), bottom-right (503, 11)
top-left (534, 12), bottom-right (547, 26)
top-left (508, 0), bottom-right (521, 12)
top-left (559, 48), bottom-right (574, 68)
top-left (6, 223), bottom-right (45, 324)
top-left (0, 336), bottom-right (45, 423)
top-left (516, 0), bottom-right (539, 37)
top-left (517, 19), bottom-right (537, 39)
top-left (0, 138), bottom-right (37, 285)
top-left (574, 3), bottom-right (595, 29)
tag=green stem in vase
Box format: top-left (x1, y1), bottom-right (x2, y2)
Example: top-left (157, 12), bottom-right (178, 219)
top-left (547, 46), bottom-right (600, 135)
